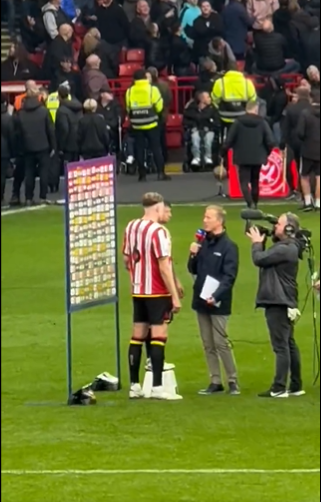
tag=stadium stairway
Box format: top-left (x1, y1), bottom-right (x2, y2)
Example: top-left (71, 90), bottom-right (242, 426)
top-left (1, 22), bottom-right (12, 61)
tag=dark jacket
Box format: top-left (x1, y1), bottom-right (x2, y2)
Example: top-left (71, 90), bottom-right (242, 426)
top-left (306, 28), bottom-right (320, 69)
top-left (0, 57), bottom-right (39, 82)
top-left (193, 71), bottom-right (221, 95)
top-left (78, 40), bottom-right (119, 80)
top-left (77, 112), bottom-right (110, 157)
top-left (96, 2), bottom-right (130, 45)
top-left (150, 0), bottom-right (178, 38)
top-left (82, 67), bottom-right (110, 100)
top-left (183, 101), bottom-right (221, 131)
top-left (280, 98), bottom-right (311, 150)
top-left (297, 104), bottom-right (320, 160)
top-left (273, 8), bottom-right (298, 58)
top-left (97, 99), bottom-right (123, 130)
top-left (145, 38), bottom-right (168, 72)
top-left (1, 104), bottom-right (15, 159)
top-left (254, 31), bottom-right (287, 72)
top-left (129, 17), bottom-right (153, 50)
top-left (186, 13), bottom-right (224, 62)
top-left (42, 35), bottom-right (73, 80)
top-left (55, 98), bottom-right (83, 153)
top-left (222, 0), bottom-right (253, 56)
top-left (225, 114), bottom-right (275, 166)
top-left (188, 232), bottom-right (239, 316)
top-left (15, 97), bottom-right (56, 154)
top-left (252, 239), bottom-right (301, 308)
top-left (169, 35), bottom-right (192, 73)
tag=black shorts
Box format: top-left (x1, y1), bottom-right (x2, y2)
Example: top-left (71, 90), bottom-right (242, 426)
top-left (133, 296), bottom-right (172, 326)
top-left (300, 158), bottom-right (320, 177)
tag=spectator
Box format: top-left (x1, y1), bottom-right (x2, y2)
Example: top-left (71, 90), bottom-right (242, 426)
top-left (55, 84), bottom-right (83, 163)
top-left (78, 28), bottom-right (119, 79)
top-left (222, 0), bottom-right (254, 60)
top-left (145, 23), bottom-right (168, 72)
top-left (305, 27), bottom-right (320, 70)
top-left (169, 23), bottom-right (193, 76)
top-left (180, 0), bottom-right (201, 48)
top-left (186, 1), bottom-right (224, 63)
top-left (82, 54), bottom-right (110, 99)
top-left (1, 43), bottom-right (39, 82)
top-left (50, 58), bottom-right (83, 100)
top-left (289, 0), bottom-right (319, 68)
top-left (42, 0), bottom-right (73, 42)
top-left (96, 0), bottom-right (130, 51)
top-left (1, 94), bottom-right (15, 205)
top-left (77, 99), bottom-right (110, 159)
top-left (297, 90), bottom-right (320, 211)
top-left (19, 0), bottom-right (44, 53)
top-left (194, 58), bottom-right (220, 94)
top-left (307, 65), bottom-right (320, 90)
top-left (208, 37), bottom-right (236, 72)
top-left (123, 0), bottom-right (141, 22)
top-left (97, 86), bottom-right (124, 146)
top-left (183, 90), bottom-right (220, 165)
top-left (129, 0), bottom-right (154, 50)
top-left (247, 0), bottom-right (279, 32)
top-left (150, 0), bottom-right (178, 39)
top-left (253, 20), bottom-right (300, 75)
top-left (43, 23), bottom-right (74, 80)
top-left (273, 0), bottom-right (297, 57)
top-left (61, 0), bottom-right (78, 19)
top-left (15, 87), bottom-right (56, 205)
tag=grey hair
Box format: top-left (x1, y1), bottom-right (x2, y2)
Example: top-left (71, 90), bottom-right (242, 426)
top-left (285, 212), bottom-right (300, 235)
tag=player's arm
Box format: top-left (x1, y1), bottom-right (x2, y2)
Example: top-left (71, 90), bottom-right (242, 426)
top-left (153, 229), bottom-right (181, 309)
top-left (122, 227), bottom-right (131, 271)
top-left (172, 263), bottom-right (184, 299)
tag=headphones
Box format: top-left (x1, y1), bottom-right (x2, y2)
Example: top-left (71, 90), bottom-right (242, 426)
top-left (284, 213), bottom-right (298, 238)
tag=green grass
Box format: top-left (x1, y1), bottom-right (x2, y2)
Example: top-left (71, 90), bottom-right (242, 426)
top-left (1, 205), bottom-right (320, 502)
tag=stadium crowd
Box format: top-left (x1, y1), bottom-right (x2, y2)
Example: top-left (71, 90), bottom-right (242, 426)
top-left (1, 0), bottom-right (320, 205)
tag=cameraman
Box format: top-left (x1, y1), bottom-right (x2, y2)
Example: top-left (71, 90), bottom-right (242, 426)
top-left (247, 213), bottom-right (305, 399)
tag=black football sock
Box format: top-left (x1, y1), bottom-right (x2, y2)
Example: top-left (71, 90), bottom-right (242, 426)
top-left (128, 339), bottom-right (143, 384)
top-left (150, 339), bottom-right (166, 387)
top-left (145, 329), bottom-right (152, 359)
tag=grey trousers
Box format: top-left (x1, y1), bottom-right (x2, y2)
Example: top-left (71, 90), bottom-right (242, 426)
top-left (197, 313), bottom-right (238, 384)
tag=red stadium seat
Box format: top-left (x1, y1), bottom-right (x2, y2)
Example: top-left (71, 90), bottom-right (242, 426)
top-left (166, 114), bottom-right (183, 148)
top-left (126, 49), bottom-right (145, 64)
top-left (28, 51), bottom-right (45, 68)
top-left (119, 63), bottom-right (142, 78)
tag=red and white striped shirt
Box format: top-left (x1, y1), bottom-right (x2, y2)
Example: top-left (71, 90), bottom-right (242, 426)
top-left (123, 219), bottom-right (171, 296)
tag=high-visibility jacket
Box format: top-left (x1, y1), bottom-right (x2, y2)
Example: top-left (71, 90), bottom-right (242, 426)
top-left (125, 80), bottom-right (163, 130)
top-left (14, 92), bottom-right (42, 111)
top-left (46, 91), bottom-right (71, 122)
top-left (211, 71), bottom-right (257, 124)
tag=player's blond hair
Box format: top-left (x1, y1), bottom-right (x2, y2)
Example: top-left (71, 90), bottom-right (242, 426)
top-left (142, 192), bottom-right (164, 208)
top-left (206, 205), bottom-right (227, 224)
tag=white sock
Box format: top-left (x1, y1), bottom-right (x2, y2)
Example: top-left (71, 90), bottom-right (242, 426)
top-left (315, 199), bottom-right (320, 208)
top-left (304, 195), bottom-right (312, 206)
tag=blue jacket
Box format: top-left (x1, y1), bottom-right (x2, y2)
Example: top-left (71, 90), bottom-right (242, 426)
top-left (61, 0), bottom-right (76, 19)
top-left (188, 232), bottom-right (239, 316)
top-left (180, 4), bottom-right (201, 47)
top-left (222, 0), bottom-right (253, 56)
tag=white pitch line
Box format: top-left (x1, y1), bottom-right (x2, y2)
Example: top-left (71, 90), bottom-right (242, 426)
top-left (1, 469), bottom-right (320, 476)
top-left (1, 205), bottom-right (48, 217)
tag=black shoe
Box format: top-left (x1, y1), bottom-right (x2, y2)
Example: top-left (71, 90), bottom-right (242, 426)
top-left (157, 174), bottom-right (171, 181)
top-left (9, 196), bottom-right (21, 207)
top-left (198, 383), bottom-right (224, 395)
top-left (258, 389), bottom-right (288, 398)
top-left (138, 175), bottom-right (147, 182)
top-left (228, 382), bottom-right (241, 395)
top-left (285, 191), bottom-right (297, 201)
top-left (300, 204), bottom-right (314, 212)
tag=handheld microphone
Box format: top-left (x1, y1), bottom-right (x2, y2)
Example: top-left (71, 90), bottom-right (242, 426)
top-left (240, 209), bottom-right (278, 224)
top-left (195, 229), bottom-right (206, 244)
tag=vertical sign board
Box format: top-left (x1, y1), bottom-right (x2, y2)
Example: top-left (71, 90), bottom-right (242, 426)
top-left (64, 156), bottom-right (121, 400)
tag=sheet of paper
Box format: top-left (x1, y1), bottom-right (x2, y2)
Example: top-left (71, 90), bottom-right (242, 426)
top-left (200, 275), bottom-right (220, 301)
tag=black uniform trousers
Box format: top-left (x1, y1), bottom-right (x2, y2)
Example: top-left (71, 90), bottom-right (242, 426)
top-left (25, 150), bottom-right (50, 201)
top-left (1, 158), bottom-right (9, 201)
top-left (265, 306), bottom-right (302, 393)
top-left (133, 126), bottom-right (165, 177)
top-left (238, 165), bottom-right (261, 207)
top-left (12, 156), bottom-right (25, 200)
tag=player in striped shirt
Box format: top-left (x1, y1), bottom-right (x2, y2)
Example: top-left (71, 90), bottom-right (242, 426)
top-left (123, 192), bottom-right (183, 400)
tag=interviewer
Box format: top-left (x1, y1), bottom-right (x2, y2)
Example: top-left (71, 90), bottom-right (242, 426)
top-left (247, 213), bottom-right (304, 399)
top-left (188, 205), bottom-right (240, 396)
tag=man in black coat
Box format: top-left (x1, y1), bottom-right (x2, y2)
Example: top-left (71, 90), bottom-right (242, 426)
top-left (185, 1), bottom-right (224, 63)
top-left (296, 89), bottom-right (320, 211)
top-left (55, 85), bottom-right (83, 164)
top-left (247, 213), bottom-right (304, 398)
top-left (43, 23), bottom-right (74, 81)
top-left (224, 100), bottom-right (275, 208)
top-left (1, 94), bottom-right (15, 204)
top-left (97, 87), bottom-right (124, 150)
top-left (77, 98), bottom-right (110, 159)
top-left (280, 86), bottom-right (311, 199)
top-left (15, 88), bottom-right (56, 205)
top-left (187, 205), bottom-right (240, 395)
top-left (96, 0), bottom-right (130, 50)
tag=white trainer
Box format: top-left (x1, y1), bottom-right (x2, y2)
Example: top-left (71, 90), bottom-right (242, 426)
top-left (129, 383), bottom-right (144, 399)
top-left (150, 386), bottom-right (183, 401)
top-left (145, 359), bottom-right (175, 371)
top-left (191, 158), bottom-right (200, 166)
top-left (204, 157), bottom-right (213, 164)
top-left (288, 389), bottom-right (306, 397)
top-left (126, 155), bottom-right (135, 164)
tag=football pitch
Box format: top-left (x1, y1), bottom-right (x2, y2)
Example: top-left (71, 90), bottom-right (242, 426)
top-left (1, 204), bottom-right (320, 502)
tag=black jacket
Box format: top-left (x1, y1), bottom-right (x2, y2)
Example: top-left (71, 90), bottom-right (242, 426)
top-left (273, 8), bottom-right (298, 58)
top-left (78, 40), bottom-right (119, 80)
top-left (97, 99), bottom-right (123, 130)
top-left (55, 98), bottom-right (83, 153)
top-left (252, 239), bottom-right (301, 308)
top-left (183, 101), bottom-right (221, 131)
top-left (15, 97), bottom-right (56, 154)
top-left (169, 35), bottom-right (192, 72)
top-left (77, 112), bottom-right (110, 157)
top-left (1, 104), bottom-right (15, 159)
top-left (129, 17), bottom-right (153, 50)
top-left (225, 114), bottom-right (275, 166)
top-left (145, 38), bottom-right (168, 72)
top-left (280, 98), bottom-right (311, 151)
top-left (186, 13), bottom-right (224, 61)
top-left (188, 232), bottom-right (239, 316)
top-left (1, 57), bottom-right (39, 82)
top-left (254, 31), bottom-right (287, 72)
top-left (42, 35), bottom-right (73, 80)
top-left (96, 2), bottom-right (130, 45)
top-left (297, 104), bottom-right (320, 161)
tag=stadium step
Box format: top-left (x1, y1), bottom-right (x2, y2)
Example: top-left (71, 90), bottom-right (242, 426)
top-left (165, 163), bottom-right (183, 175)
top-left (1, 27), bottom-right (12, 61)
